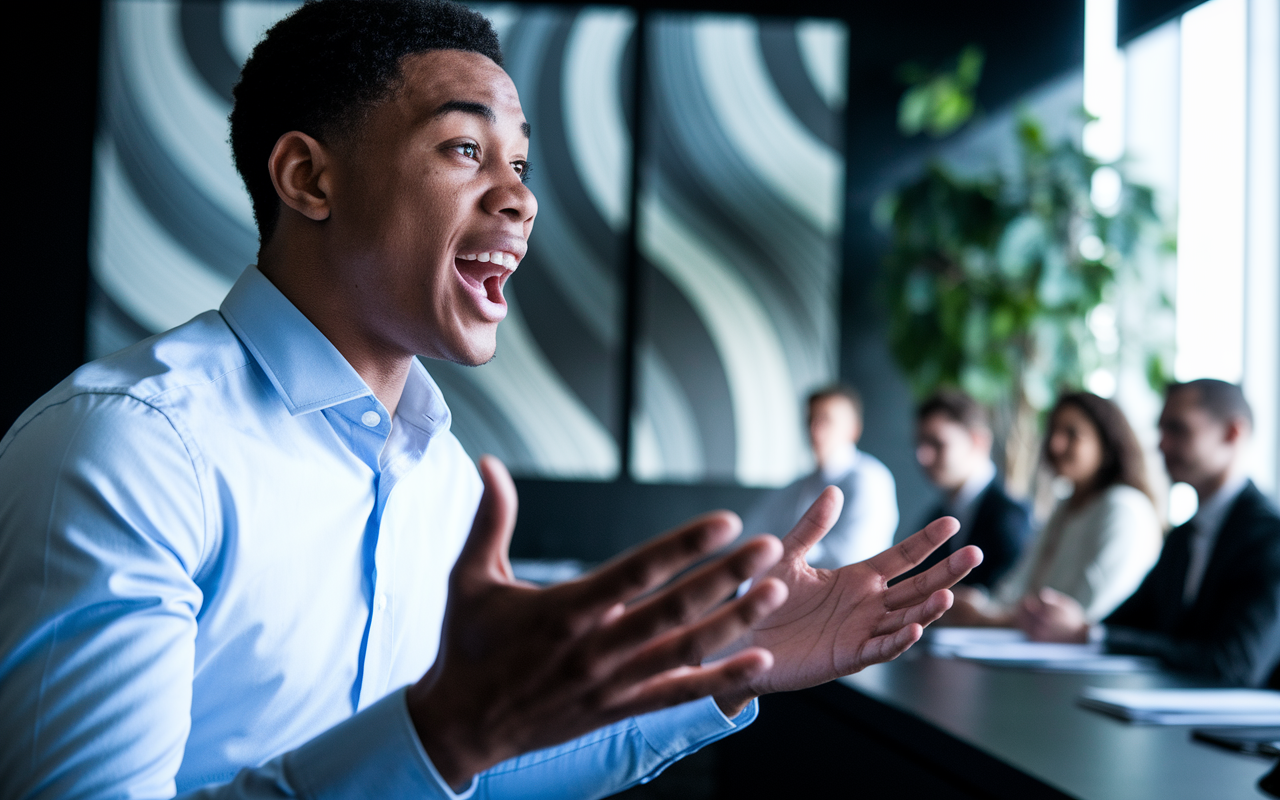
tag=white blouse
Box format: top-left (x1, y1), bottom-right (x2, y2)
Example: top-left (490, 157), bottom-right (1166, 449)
top-left (993, 484), bottom-right (1163, 622)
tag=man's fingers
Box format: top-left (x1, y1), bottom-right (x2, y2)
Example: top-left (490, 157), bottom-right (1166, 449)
top-left (779, 487), bottom-right (844, 561)
top-left (872, 588), bottom-right (954, 637)
top-left (566, 512), bottom-right (744, 615)
top-left (585, 536), bottom-right (784, 667)
top-left (865, 516), bottom-right (961, 578)
top-left (602, 648), bottom-right (775, 722)
top-left (605, 577), bottom-right (788, 687)
top-left (842, 624), bottom-right (923, 673)
top-left (882, 545), bottom-right (982, 609)
top-left (453, 456), bottom-right (519, 583)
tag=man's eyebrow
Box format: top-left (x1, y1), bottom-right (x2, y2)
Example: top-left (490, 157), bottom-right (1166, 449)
top-left (432, 100), bottom-right (531, 139)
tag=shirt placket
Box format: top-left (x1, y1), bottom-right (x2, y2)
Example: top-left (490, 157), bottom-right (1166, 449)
top-left (323, 396), bottom-right (400, 710)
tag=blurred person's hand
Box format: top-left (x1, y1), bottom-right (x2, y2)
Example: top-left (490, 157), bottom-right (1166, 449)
top-left (938, 584), bottom-right (1010, 627)
top-left (1018, 587), bottom-right (1089, 642)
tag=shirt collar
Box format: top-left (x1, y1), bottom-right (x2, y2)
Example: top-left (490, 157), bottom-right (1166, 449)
top-left (950, 459), bottom-right (997, 515)
top-left (220, 265), bottom-right (375, 416)
top-left (819, 444), bottom-right (860, 482)
top-left (1191, 473), bottom-right (1249, 537)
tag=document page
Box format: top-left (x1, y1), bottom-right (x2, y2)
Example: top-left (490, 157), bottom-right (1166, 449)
top-left (1079, 688), bottom-right (1280, 725)
top-left (928, 629), bottom-right (1160, 672)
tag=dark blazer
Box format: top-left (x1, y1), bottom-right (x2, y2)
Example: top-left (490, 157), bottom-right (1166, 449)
top-left (1104, 481), bottom-right (1280, 687)
top-left (900, 479), bottom-right (1031, 590)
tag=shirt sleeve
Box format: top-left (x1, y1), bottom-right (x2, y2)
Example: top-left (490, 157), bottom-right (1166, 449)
top-left (1, 392), bottom-right (207, 800)
top-left (186, 689), bottom-right (756, 800)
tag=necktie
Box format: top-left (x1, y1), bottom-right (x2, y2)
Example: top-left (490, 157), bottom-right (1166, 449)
top-left (1182, 519), bottom-right (1211, 606)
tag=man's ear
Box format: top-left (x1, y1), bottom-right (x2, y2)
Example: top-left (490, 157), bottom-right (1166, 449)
top-left (267, 131), bottom-right (333, 222)
top-left (1223, 416), bottom-right (1249, 445)
top-left (973, 426), bottom-right (994, 456)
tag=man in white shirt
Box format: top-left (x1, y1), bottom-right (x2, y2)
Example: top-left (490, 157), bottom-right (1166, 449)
top-left (748, 386), bottom-right (899, 569)
top-left (1019, 380), bottom-right (1280, 687)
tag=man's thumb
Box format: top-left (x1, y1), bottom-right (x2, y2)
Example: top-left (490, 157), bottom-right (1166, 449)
top-left (456, 455), bottom-right (519, 582)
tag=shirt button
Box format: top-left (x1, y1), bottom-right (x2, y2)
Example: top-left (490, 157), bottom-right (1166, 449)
top-left (361, 411), bottom-right (381, 427)
top-left (374, 594), bottom-right (387, 611)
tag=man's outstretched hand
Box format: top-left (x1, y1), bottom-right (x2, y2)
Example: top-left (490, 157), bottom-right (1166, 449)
top-left (408, 461), bottom-right (980, 788)
top-left (407, 457), bottom-right (790, 788)
top-left (713, 487), bottom-right (983, 714)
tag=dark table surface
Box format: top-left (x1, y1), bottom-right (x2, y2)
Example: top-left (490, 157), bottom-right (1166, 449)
top-left (838, 653), bottom-right (1275, 800)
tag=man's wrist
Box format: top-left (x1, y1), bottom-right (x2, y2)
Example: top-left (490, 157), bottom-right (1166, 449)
top-left (713, 692), bottom-right (756, 719)
top-left (405, 679), bottom-right (482, 792)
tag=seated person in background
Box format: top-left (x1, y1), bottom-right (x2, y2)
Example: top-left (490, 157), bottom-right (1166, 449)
top-left (747, 385), bottom-right (898, 569)
top-left (901, 389), bottom-right (1031, 590)
top-left (1020, 380), bottom-right (1280, 687)
top-left (946, 391), bottom-right (1162, 627)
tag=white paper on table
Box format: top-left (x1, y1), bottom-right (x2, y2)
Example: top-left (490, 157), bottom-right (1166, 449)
top-left (946, 641), bottom-right (1159, 672)
top-left (928, 627), bottom-right (1026, 657)
top-left (1078, 687), bottom-right (1280, 726)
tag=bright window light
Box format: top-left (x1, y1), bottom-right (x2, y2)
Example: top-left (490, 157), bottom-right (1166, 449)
top-left (1243, 0), bottom-right (1279, 497)
top-left (1168, 482), bottom-right (1199, 526)
top-left (1084, 0), bottom-right (1126, 162)
top-left (1174, 0), bottom-right (1248, 383)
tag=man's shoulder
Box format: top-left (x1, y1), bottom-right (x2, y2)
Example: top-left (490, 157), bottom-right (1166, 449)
top-left (1225, 483), bottom-right (1280, 544)
top-left (976, 480), bottom-right (1030, 522)
top-left (853, 449), bottom-right (895, 485)
top-left (4, 311), bottom-right (251, 443)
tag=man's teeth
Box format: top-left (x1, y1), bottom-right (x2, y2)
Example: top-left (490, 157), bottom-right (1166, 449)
top-left (460, 252), bottom-right (518, 268)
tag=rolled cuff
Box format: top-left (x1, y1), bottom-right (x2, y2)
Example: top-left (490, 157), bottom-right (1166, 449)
top-left (284, 685), bottom-right (476, 800)
top-left (633, 696), bottom-right (757, 761)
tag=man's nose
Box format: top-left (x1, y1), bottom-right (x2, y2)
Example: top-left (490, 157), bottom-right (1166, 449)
top-left (484, 172), bottom-right (538, 224)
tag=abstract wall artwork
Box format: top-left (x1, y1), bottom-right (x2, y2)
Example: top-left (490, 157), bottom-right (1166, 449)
top-left (90, 0), bottom-right (847, 485)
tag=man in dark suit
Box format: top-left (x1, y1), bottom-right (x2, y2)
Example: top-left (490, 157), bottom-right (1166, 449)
top-left (904, 390), bottom-right (1031, 589)
top-left (1021, 379), bottom-right (1280, 687)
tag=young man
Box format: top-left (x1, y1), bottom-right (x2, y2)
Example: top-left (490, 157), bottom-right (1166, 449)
top-left (1019, 380), bottom-right (1280, 687)
top-left (908, 389), bottom-right (1030, 590)
top-left (0, 2), bottom-right (980, 798)
top-left (748, 386), bottom-right (899, 569)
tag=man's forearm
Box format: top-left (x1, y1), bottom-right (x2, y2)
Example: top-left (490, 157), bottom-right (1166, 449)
top-left (1105, 625), bottom-right (1273, 686)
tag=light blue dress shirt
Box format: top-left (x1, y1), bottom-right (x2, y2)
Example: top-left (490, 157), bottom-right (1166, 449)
top-left (0, 266), bottom-right (755, 799)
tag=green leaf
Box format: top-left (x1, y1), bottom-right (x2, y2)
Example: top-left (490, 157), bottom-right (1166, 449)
top-left (955, 45), bottom-right (985, 88)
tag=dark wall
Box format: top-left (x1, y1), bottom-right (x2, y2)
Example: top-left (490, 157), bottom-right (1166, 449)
top-left (1119, 0), bottom-right (1203, 44)
top-left (4, 0), bottom-right (1085, 563)
top-left (3, 4), bottom-right (100, 435)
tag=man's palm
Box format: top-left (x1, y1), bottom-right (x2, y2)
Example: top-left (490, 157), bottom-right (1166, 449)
top-left (736, 488), bottom-right (980, 698)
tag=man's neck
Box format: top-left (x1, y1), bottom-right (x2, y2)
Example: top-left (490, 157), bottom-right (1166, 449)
top-left (1194, 468), bottom-right (1248, 508)
top-left (257, 251), bottom-right (413, 418)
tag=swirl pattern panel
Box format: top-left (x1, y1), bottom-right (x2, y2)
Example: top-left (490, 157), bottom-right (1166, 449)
top-left (88, 2), bottom-right (846, 486)
top-left (633, 13), bottom-right (847, 486)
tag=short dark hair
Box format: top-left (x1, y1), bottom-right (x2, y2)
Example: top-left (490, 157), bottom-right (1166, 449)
top-left (229, 0), bottom-right (503, 244)
top-left (916, 388), bottom-right (989, 431)
top-left (1044, 391), bottom-right (1153, 504)
top-left (807, 384), bottom-right (862, 418)
top-left (1167, 379), bottom-right (1254, 429)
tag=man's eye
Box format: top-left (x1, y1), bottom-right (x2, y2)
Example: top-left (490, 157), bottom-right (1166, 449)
top-left (513, 160), bottom-right (532, 183)
top-left (454, 143), bottom-right (479, 159)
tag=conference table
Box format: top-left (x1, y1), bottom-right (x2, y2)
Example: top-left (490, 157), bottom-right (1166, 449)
top-left (711, 649), bottom-right (1275, 799)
